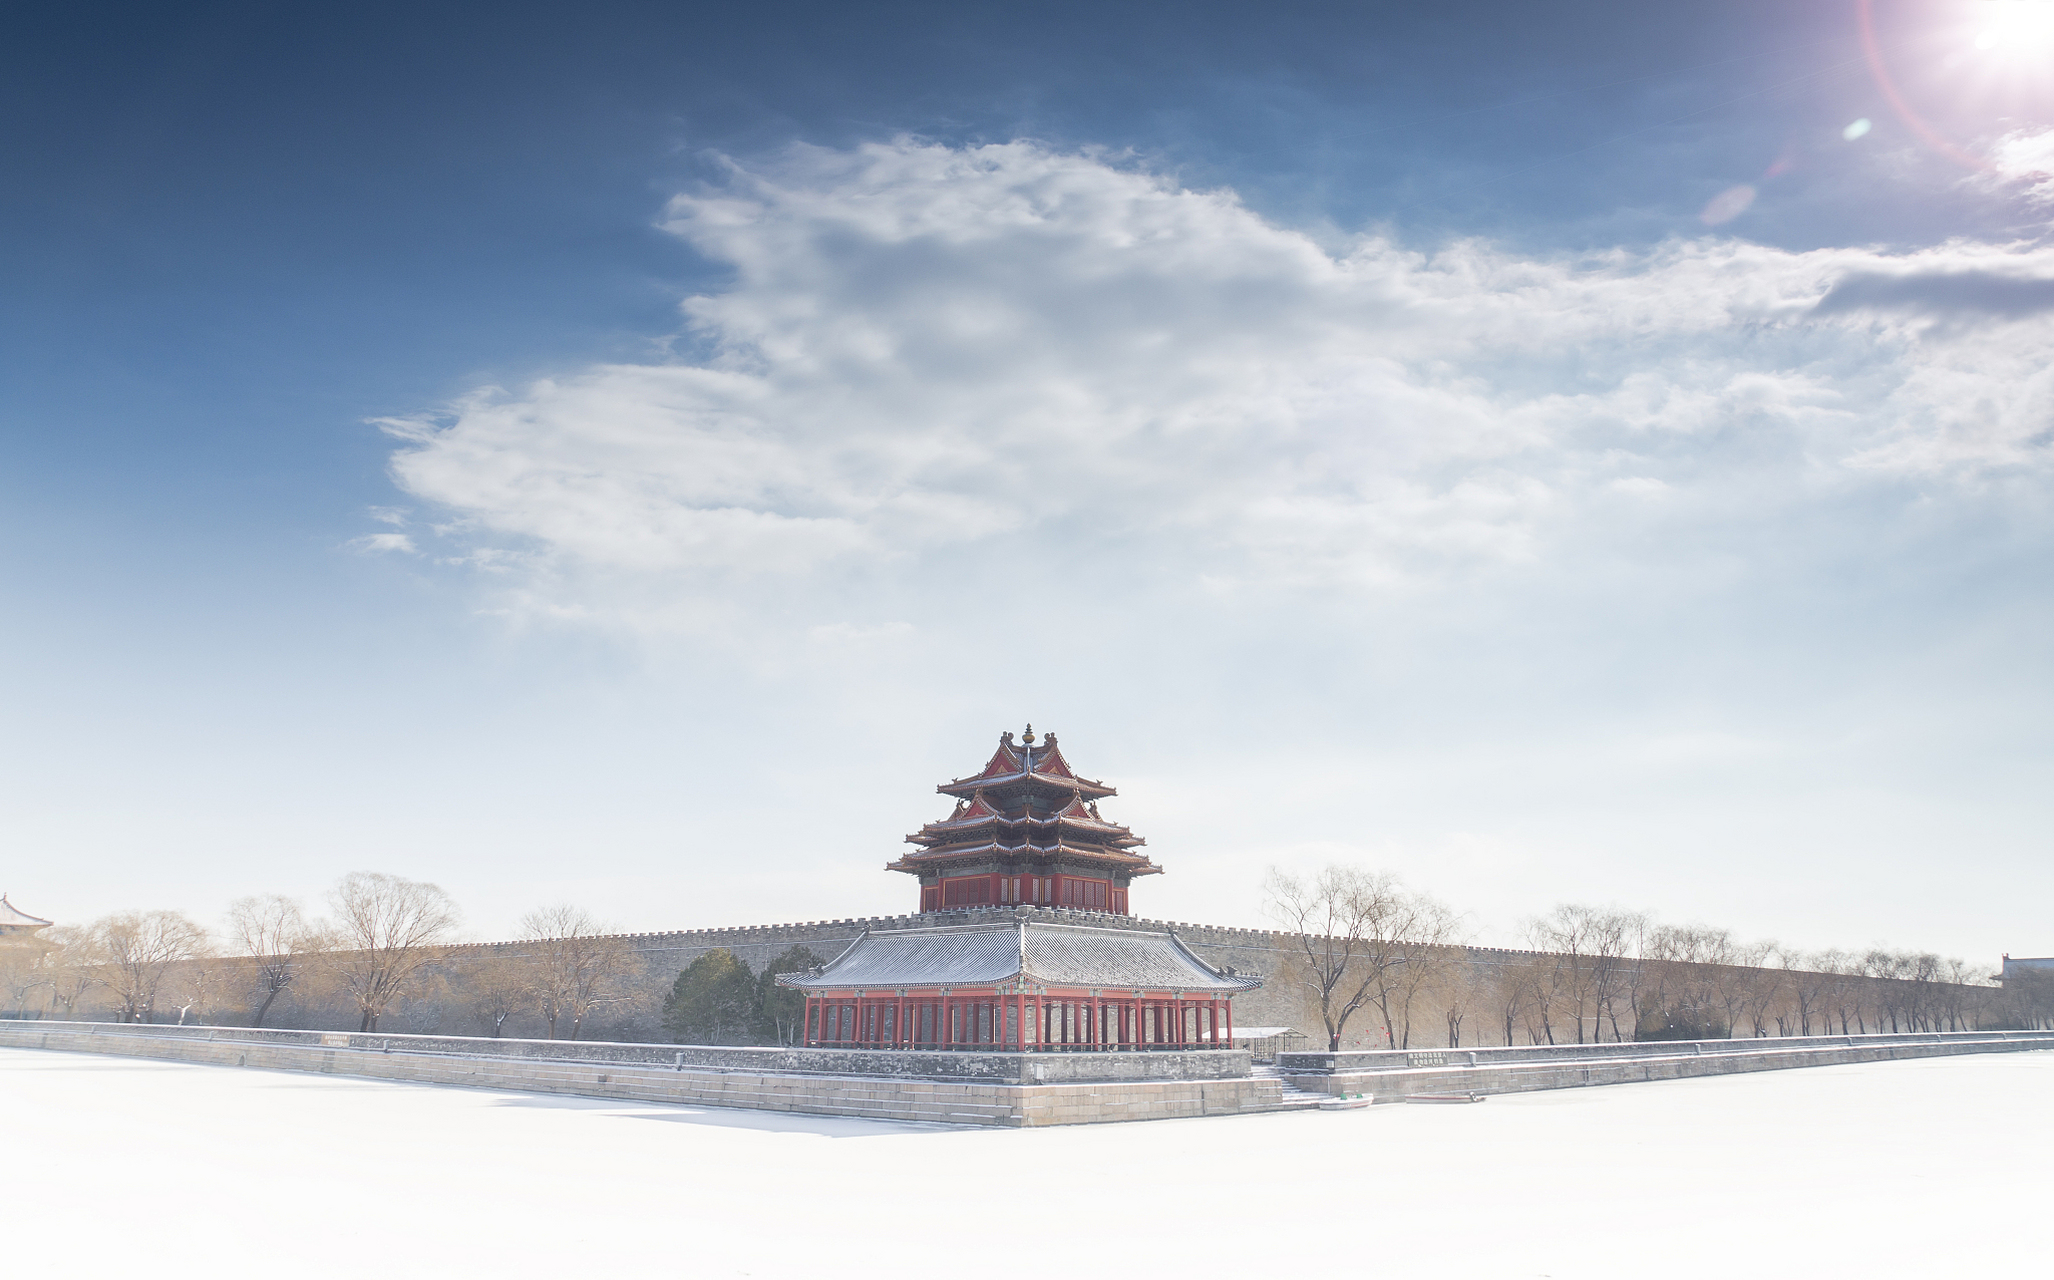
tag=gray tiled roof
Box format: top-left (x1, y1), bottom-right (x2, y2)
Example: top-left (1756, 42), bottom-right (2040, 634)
top-left (777, 918), bottom-right (1261, 994)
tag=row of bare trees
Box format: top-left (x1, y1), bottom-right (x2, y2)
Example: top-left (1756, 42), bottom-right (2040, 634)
top-left (1265, 865), bottom-right (1460, 1051)
top-left (1264, 865), bottom-right (2003, 1051)
top-left (0, 873), bottom-right (634, 1038)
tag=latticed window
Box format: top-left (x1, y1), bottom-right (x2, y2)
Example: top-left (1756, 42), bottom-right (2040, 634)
top-left (942, 877), bottom-right (992, 906)
top-left (1060, 878), bottom-right (1108, 909)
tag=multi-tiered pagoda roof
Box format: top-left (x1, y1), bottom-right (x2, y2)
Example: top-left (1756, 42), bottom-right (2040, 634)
top-left (888, 727), bottom-right (1160, 914)
top-left (777, 729), bottom-right (1260, 1052)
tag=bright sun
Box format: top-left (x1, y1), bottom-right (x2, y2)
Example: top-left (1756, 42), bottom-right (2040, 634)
top-left (1972, 1), bottom-right (2054, 58)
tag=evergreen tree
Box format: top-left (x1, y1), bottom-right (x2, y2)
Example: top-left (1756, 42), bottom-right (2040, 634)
top-left (661, 948), bottom-right (758, 1045)
top-left (755, 945), bottom-right (824, 1045)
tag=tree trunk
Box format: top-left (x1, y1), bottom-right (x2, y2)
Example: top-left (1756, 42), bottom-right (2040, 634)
top-left (252, 987), bottom-right (281, 1028)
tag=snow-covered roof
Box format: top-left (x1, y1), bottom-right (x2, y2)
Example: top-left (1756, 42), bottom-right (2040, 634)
top-left (0, 895), bottom-right (52, 931)
top-left (777, 918), bottom-right (1262, 994)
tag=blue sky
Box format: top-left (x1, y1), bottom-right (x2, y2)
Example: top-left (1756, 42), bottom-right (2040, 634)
top-left (3, 0), bottom-right (2050, 961)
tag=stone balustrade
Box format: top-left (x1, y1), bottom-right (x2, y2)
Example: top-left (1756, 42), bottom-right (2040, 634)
top-left (1279, 1029), bottom-right (2054, 1100)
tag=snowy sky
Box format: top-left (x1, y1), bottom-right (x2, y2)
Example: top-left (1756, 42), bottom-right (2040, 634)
top-left (3, 1), bottom-right (2051, 959)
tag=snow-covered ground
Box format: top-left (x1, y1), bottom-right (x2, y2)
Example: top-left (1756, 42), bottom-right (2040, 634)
top-left (3, 1047), bottom-right (2045, 1279)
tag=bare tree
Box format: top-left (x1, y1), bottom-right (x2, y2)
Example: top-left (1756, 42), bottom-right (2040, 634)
top-left (0, 933), bottom-right (57, 1016)
top-left (1814, 949), bottom-right (1861, 1034)
top-left (519, 904), bottom-right (628, 1041)
top-left (1373, 898), bottom-right (1462, 1049)
top-left (92, 911), bottom-right (210, 1023)
top-left (1739, 947), bottom-right (1785, 1037)
top-left (225, 895), bottom-right (321, 1027)
top-left (38, 926), bottom-right (105, 1019)
top-left (1938, 957), bottom-right (1990, 1031)
top-left (1487, 955), bottom-right (1543, 1046)
top-left (1778, 949), bottom-right (1834, 1036)
top-left (320, 872), bottom-right (459, 1033)
top-left (1711, 941), bottom-right (1770, 1037)
top-left (1529, 905), bottom-right (1643, 1043)
top-left (1435, 953), bottom-right (1493, 1047)
top-left (166, 955), bottom-right (235, 1026)
top-left (1266, 865), bottom-right (1439, 1051)
top-left (457, 947), bottom-right (538, 1037)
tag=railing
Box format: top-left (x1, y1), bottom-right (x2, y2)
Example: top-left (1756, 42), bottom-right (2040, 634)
top-left (1279, 1029), bottom-right (2054, 1074)
top-left (803, 1038), bottom-right (1212, 1052)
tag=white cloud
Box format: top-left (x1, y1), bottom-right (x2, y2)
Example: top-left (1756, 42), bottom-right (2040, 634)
top-left (1991, 127), bottom-right (2054, 205)
top-left (346, 531), bottom-right (417, 555)
top-left (380, 139), bottom-right (2054, 631)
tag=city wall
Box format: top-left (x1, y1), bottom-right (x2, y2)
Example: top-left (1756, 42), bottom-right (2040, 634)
top-left (39, 904), bottom-right (1993, 1051)
top-left (441, 904), bottom-right (1314, 1041)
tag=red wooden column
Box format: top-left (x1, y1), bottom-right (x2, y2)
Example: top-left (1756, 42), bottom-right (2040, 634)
top-left (1225, 998), bottom-right (1234, 1046)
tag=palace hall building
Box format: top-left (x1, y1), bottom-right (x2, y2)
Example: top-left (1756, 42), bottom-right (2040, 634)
top-left (780, 728), bottom-right (1259, 1051)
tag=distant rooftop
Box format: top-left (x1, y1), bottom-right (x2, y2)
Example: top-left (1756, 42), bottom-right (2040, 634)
top-left (0, 895), bottom-right (53, 933)
top-left (2000, 955), bottom-right (2054, 979)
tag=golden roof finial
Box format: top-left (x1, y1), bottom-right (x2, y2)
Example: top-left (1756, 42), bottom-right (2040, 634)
top-left (1022, 723), bottom-right (1035, 745)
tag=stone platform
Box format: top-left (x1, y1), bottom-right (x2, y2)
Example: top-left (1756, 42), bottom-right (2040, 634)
top-left (13, 1021), bottom-right (2048, 1126)
top-left (0, 1021), bottom-right (1278, 1127)
top-left (1279, 1029), bottom-right (2054, 1101)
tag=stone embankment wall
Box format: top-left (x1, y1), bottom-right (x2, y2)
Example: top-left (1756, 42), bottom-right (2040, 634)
top-left (1278, 1029), bottom-right (2054, 1101)
top-left (0, 1021), bottom-right (1275, 1128)
top-left (10, 1021), bottom-right (2046, 1128)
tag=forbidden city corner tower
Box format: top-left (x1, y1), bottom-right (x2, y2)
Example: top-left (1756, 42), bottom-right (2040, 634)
top-left (888, 726), bottom-right (1162, 915)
